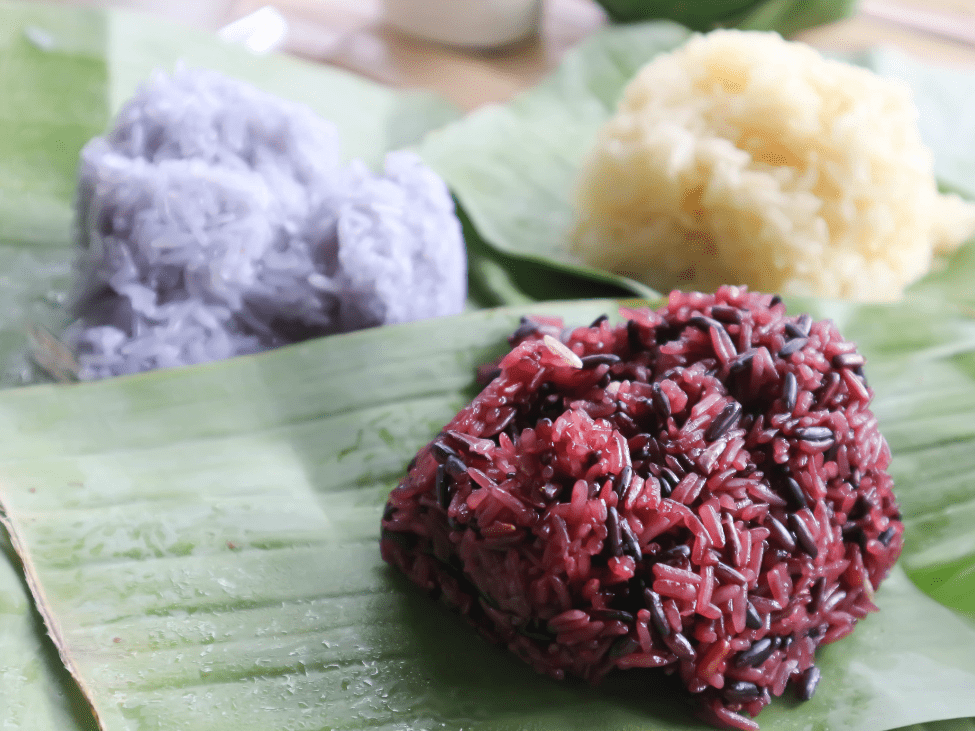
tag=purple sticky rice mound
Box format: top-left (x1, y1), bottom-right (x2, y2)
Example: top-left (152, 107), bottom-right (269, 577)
top-left (67, 67), bottom-right (466, 378)
top-left (381, 286), bottom-right (903, 730)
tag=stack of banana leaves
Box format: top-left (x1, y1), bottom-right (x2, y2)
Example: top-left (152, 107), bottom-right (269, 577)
top-left (1, 3), bottom-right (974, 730)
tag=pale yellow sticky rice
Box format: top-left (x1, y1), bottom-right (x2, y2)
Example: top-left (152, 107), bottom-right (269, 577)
top-left (570, 30), bottom-right (975, 301)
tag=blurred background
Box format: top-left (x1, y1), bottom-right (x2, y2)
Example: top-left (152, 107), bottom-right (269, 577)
top-left (28, 0), bottom-right (975, 110)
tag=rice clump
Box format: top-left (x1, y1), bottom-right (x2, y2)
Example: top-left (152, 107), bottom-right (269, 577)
top-left (382, 287), bottom-right (903, 729)
top-left (570, 30), bottom-right (975, 301)
top-left (66, 67), bottom-right (466, 379)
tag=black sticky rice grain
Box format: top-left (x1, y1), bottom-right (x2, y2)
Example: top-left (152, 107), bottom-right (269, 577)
top-left (736, 637), bottom-right (776, 668)
top-left (380, 286), bottom-right (903, 731)
top-left (780, 475), bottom-right (807, 511)
top-left (782, 372), bottom-right (798, 413)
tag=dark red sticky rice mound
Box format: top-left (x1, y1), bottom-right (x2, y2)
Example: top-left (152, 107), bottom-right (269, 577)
top-left (380, 286), bottom-right (903, 730)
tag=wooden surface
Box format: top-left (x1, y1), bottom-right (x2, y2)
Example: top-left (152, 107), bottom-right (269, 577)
top-left (35, 0), bottom-right (975, 110)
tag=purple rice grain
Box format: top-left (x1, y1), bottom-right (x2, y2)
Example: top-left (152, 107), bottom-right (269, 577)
top-left (666, 632), bottom-right (697, 661)
top-left (781, 475), bottom-right (808, 511)
top-left (797, 666), bottom-right (821, 701)
top-left (847, 492), bottom-right (870, 519)
top-left (820, 589), bottom-right (846, 614)
top-left (620, 516), bottom-right (642, 560)
top-left (651, 382), bottom-right (672, 418)
top-left (730, 350), bottom-right (755, 374)
top-left (445, 454), bottom-right (467, 478)
top-left (788, 513), bottom-right (819, 559)
top-left (767, 515), bottom-right (797, 552)
top-left (809, 577), bottom-right (827, 612)
top-left (646, 589), bottom-right (672, 636)
top-left (782, 372), bottom-right (798, 412)
top-left (725, 681), bottom-right (763, 702)
top-left (689, 315), bottom-right (722, 331)
top-left (705, 401), bottom-right (742, 441)
top-left (381, 286), bottom-right (903, 731)
top-left (431, 440), bottom-right (459, 463)
top-left (606, 506), bottom-right (623, 557)
top-left (817, 372), bottom-right (842, 407)
top-left (795, 426), bottom-right (834, 446)
top-left (614, 465), bottom-right (634, 498)
top-left (832, 353), bottom-right (866, 369)
top-left (745, 602), bottom-right (764, 630)
top-left (785, 314), bottom-right (812, 339)
top-left (627, 319), bottom-right (643, 353)
top-left (592, 608), bottom-right (635, 623)
top-left (581, 353), bottom-right (622, 368)
top-left (660, 467), bottom-right (680, 495)
top-left (512, 317), bottom-right (539, 341)
top-left (840, 527), bottom-right (867, 555)
top-left (435, 464), bottom-right (450, 509)
top-left (778, 337), bottom-right (807, 358)
top-left (736, 637), bottom-right (776, 668)
top-left (715, 561), bottom-right (748, 585)
top-left (672, 452), bottom-right (696, 475)
top-left (611, 636), bottom-right (642, 657)
top-left (711, 305), bottom-right (743, 324)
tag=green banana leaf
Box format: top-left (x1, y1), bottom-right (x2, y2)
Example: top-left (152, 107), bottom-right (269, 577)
top-left (0, 1), bottom-right (459, 728)
top-left (593, 0), bottom-right (856, 36)
top-left (2, 5), bottom-right (975, 731)
top-left (0, 533), bottom-right (99, 729)
top-left (595, 0), bottom-right (764, 25)
top-left (0, 0), bottom-right (458, 388)
top-left (732, 0), bottom-right (858, 37)
top-left (418, 23), bottom-right (975, 309)
top-left (2, 296), bottom-right (975, 731)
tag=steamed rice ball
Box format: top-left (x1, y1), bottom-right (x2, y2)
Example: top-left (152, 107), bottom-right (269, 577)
top-left (67, 68), bottom-right (466, 379)
top-left (570, 30), bottom-right (975, 301)
top-left (381, 287), bottom-right (903, 729)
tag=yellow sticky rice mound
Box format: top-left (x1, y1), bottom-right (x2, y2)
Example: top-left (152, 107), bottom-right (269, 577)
top-left (570, 30), bottom-right (975, 301)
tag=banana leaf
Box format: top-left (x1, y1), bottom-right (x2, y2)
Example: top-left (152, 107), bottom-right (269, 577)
top-left (2, 5), bottom-right (975, 731)
top-left (0, 1), bottom-right (459, 727)
top-left (732, 0), bottom-right (858, 37)
top-left (417, 23), bottom-right (975, 309)
top-left (592, 0), bottom-right (856, 36)
top-left (594, 0), bottom-right (765, 25)
top-left (0, 533), bottom-right (99, 729)
top-left (0, 0), bottom-right (458, 388)
top-left (2, 295), bottom-right (975, 731)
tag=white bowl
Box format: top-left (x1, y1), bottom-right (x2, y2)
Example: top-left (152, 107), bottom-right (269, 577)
top-left (382, 0), bottom-right (542, 49)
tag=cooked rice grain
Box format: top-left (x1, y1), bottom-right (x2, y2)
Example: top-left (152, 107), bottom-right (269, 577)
top-left (67, 67), bottom-right (466, 378)
top-left (571, 30), bottom-right (975, 301)
top-left (381, 286), bottom-right (902, 729)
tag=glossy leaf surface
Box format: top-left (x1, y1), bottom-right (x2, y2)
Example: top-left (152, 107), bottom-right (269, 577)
top-left (2, 298), bottom-right (975, 731)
